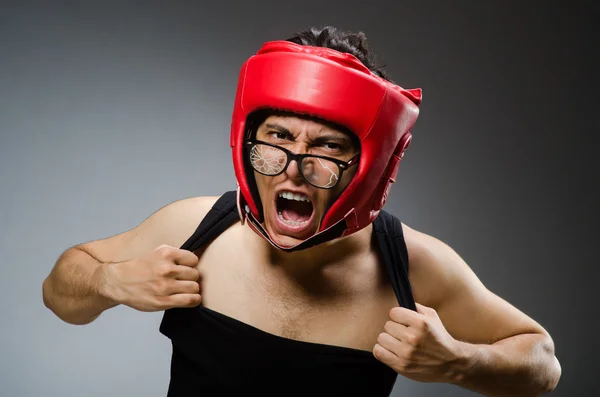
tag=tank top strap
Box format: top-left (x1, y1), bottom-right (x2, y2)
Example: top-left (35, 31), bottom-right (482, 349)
top-left (160, 191), bottom-right (239, 335)
top-left (179, 190), bottom-right (239, 252)
top-left (372, 210), bottom-right (417, 311)
top-left (175, 191), bottom-right (415, 311)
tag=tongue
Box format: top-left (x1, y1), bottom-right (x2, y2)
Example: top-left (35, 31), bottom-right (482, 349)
top-left (282, 199), bottom-right (313, 222)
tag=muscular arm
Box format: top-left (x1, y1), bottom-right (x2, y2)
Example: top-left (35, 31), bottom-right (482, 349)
top-left (42, 247), bottom-right (118, 325)
top-left (403, 224), bottom-right (561, 396)
top-left (42, 196), bottom-right (217, 325)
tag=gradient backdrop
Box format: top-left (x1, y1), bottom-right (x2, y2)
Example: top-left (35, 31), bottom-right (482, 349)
top-left (1, 1), bottom-right (597, 396)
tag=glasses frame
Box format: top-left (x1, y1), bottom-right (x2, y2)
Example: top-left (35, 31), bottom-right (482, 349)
top-left (245, 140), bottom-right (360, 189)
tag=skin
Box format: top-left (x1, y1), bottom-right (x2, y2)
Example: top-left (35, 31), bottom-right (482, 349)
top-left (252, 114), bottom-right (359, 249)
top-left (42, 114), bottom-right (561, 396)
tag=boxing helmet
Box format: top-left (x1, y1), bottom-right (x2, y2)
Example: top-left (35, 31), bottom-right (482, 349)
top-left (230, 40), bottom-right (422, 251)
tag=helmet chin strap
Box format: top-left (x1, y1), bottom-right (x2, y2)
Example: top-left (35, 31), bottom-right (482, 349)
top-left (236, 187), bottom-right (348, 252)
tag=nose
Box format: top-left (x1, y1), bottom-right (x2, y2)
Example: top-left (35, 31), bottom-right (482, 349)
top-left (284, 156), bottom-right (304, 182)
top-left (281, 141), bottom-right (310, 183)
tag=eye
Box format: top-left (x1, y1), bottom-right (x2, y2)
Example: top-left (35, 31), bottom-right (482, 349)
top-left (324, 142), bottom-right (342, 150)
top-left (268, 131), bottom-right (289, 140)
top-left (320, 142), bottom-right (347, 152)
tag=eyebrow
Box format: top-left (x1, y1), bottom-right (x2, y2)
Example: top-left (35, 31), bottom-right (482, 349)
top-left (264, 123), bottom-right (292, 136)
top-left (313, 133), bottom-right (351, 144)
top-left (264, 123), bottom-right (351, 144)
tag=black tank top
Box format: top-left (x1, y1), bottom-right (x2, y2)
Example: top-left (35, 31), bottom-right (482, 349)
top-left (159, 191), bottom-right (416, 396)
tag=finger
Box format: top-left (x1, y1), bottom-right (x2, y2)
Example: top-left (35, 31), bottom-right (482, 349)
top-left (373, 343), bottom-right (398, 364)
top-left (155, 246), bottom-right (199, 267)
top-left (389, 306), bottom-right (424, 327)
top-left (171, 249), bottom-right (200, 267)
top-left (377, 332), bottom-right (403, 356)
top-left (386, 320), bottom-right (422, 347)
top-left (383, 320), bottom-right (410, 341)
top-left (173, 266), bottom-right (200, 281)
top-left (168, 280), bottom-right (200, 295)
top-left (164, 293), bottom-right (202, 308)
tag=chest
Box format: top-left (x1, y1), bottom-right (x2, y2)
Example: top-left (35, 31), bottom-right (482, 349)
top-left (193, 225), bottom-right (399, 351)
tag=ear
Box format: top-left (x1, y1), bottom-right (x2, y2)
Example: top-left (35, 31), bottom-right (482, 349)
top-left (371, 132), bottom-right (412, 211)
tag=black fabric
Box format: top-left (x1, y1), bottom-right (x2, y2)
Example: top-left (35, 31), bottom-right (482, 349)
top-left (372, 209), bottom-right (417, 312)
top-left (177, 190), bottom-right (239, 253)
top-left (159, 191), bottom-right (416, 396)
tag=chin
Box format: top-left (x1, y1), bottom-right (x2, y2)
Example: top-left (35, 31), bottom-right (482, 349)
top-left (267, 233), bottom-right (304, 249)
top-left (263, 211), bottom-right (320, 249)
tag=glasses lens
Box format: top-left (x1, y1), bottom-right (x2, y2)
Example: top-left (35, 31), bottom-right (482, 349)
top-left (301, 157), bottom-right (340, 188)
top-left (249, 144), bottom-right (287, 175)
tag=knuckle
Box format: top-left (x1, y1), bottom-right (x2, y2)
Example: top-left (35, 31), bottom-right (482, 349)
top-left (162, 295), bottom-right (182, 309)
top-left (186, 251), bottom-right (199, 262)
top-left (153, 296), bottom-right (169, 310)
top-left (156, 263), bottom-right (175, 277)
top-left (183, 268), bottom-right (197, 280)
top-left (384, 321), bottom-right (395, 333)
top-left (184, 294), bottom-right (201, 307)
top-left (395, 358), bottom-right (408, 371)
top-left (155, 245), bottom-right (174, 259)
top-left (405, 333), bottom-right (419, 346)
top-left (153, 279), bottom-right (170, 295)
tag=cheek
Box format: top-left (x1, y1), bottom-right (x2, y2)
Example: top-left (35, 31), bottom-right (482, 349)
top-left (253, 171), bottom-right (268, 194)
top-left (253, 171), bottom-right (275, 211)
top-left (313, 168), bottom-right (358, 210)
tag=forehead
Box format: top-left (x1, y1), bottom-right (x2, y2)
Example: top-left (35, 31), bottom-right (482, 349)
top-left (258, 114), bottom-right (354, 140)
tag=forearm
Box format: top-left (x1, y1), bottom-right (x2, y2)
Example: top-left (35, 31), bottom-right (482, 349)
top-left (450, 333), bottom-right (561, 397)
top-left (42, 247), bottom-right (119, 325)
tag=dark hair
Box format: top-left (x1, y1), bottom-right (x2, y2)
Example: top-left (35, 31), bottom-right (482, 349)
top-left (286, 26), bottom-right (391, 81)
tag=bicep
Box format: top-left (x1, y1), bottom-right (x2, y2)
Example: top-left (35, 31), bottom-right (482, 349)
top-left (437, 280), bottom-right (547, 344)
top-left (76, 196), bottom-right (218, 264)
top-left (404, 225), bottom-right (547, 344)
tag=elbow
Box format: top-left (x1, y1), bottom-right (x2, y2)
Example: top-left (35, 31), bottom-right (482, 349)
top-left (42, 277), bottom-right (96, 326)
top-left (63, 315), bottom-right (99, 326)
top-left (536, 335), bottom-right (562, 394)
top-left (42, 276), bottom-right (55, 311)
top-left (41, 277), bottom-right (65, 321)
top-left (542, 355), bottom-right (561, 393)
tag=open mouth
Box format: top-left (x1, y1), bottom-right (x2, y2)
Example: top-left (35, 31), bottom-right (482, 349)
top-left (274, 191), bottom-right (315, 234)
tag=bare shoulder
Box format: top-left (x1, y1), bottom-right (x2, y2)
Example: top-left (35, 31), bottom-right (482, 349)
top-left (400, 222), bottom-right (549, 342)
top-left (76, 195), bottom-right (221, 264)
top-left (399, 223), bottom-right (468, 308)
top-left (140, 195), bottom-right (221, 247)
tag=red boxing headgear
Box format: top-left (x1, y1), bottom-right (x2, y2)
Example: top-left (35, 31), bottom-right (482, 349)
top-left (230, 40), bottom-right (422, 251)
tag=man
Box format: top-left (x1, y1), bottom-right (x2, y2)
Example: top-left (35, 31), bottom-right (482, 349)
top-left (42, 27), bottom-right (561, 396)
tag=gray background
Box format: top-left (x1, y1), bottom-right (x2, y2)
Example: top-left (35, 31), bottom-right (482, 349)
top-left (1, 1), bottom-right (597, 396)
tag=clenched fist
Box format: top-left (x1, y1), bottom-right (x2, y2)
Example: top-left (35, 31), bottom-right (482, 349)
top-left (373, 303), bottom-right (462, 383)
top-left (103, 245), bottom-right (202, 312)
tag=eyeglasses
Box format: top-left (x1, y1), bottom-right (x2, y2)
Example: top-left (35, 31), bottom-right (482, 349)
top-left (245, 140), bottom-right (360, 189)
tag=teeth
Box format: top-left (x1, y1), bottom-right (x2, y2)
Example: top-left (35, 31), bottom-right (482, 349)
top-left (278, 211), bottom-right (309, 226)
top-left (278, 191), bottom-right (310, 202)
